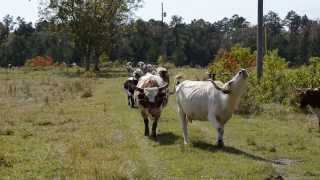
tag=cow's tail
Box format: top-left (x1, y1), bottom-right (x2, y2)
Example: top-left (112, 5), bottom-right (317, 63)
top-left (170, 74), bottom-right (184, 95)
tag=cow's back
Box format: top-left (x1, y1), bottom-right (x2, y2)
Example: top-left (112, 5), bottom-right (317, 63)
top-left (176, 80), bottom-right (216, 120)
top-left (309, 92), bottom-right (320, 108)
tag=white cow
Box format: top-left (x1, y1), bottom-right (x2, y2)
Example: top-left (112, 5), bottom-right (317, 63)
top-left (175, 69), bottom-right (249, 147)
top-left (137, 61), bottom-right (145, 69)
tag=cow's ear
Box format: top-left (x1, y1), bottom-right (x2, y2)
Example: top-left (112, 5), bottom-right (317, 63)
top-left (221, 82), bottom-right (232, 94)
top-left (225, 81), bottom-right (232, 91)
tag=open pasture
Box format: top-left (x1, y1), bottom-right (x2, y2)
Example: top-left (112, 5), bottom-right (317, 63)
top-left (0, 67), bottom-right (319, 179)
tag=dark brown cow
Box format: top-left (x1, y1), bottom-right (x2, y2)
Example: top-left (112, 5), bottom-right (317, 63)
top-left (298, 88), bottom-right (320, 130)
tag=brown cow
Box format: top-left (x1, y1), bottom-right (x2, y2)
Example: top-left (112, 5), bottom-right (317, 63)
top-left (134, 73), bottom-right (169, 139)
top-left (297, 88), bottom-right (320, 130)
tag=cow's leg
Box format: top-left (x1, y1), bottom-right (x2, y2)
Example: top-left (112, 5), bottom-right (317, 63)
top-left (151, 119), bottom-right (158, 139)
top-left (178, 106), bottom-right (189, 144)
top-left (141, 111), bottom-right (149, 136)
top-left (217, 127), bottom-right (224, 148)
top-left (144, 118), bottom-right (149, 136)
top-left (208, 114), bottom-right (224, 148)
top-left (129, 95), bottom-right (135, 108)
top-left (151, 109), bottom-right (161, 139)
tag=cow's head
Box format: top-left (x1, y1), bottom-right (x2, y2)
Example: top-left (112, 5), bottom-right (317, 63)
top-left (224, 69), bottom-right (249, 95)
top-left (135, 83), bottom-right (168, 103)
top-left (137, 61), bottom-right (145, 69)
top-left (133, 68), bottom-right (144, 80)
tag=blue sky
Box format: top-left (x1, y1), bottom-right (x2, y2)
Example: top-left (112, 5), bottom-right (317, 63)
top-left (1, 0), bottom-right (320, 25)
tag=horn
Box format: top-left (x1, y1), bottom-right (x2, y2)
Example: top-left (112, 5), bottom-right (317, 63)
top-left (208, 79), bottom-right (231, 94)
top-left (295, 88), bottom-right (306, 94)
top-left (159, 83), bottom-right (168, 91)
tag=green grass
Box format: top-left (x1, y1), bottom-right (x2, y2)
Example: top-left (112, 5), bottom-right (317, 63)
top-left (0, 67), bottom-right (319, 179)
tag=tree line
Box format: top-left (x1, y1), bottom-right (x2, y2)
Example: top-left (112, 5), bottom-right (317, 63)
top-left (0, 0), bottom-right (320, 69)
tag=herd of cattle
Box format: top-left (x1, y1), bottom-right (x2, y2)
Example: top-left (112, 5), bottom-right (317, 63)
top-left (123, 62), bottom-right (320, 146)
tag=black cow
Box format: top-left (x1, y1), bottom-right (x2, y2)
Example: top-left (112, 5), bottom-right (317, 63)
top-left (298, 88), bottom-right (320, 130)
top-left (124, 78), bottom-right (139, 108)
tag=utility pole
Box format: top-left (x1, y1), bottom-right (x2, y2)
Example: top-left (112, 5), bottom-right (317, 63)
top-left (161, 2), bottom-right (164, 25)
top-left (161, 2), bottom-right (167, 58)
top-left (257, 0), bottom-right (264, 81)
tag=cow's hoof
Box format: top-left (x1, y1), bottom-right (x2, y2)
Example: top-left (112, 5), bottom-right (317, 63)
top-left (151, 134), bottom-right (157, 140)
top-left (217, 140), bottom-right (224, 148)
top-left (144, 130), bottom-right (150, 136)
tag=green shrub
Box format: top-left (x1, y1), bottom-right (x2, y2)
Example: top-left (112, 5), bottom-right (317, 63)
top-left (259, 50), bottom-right (288, 104)
top-left (112, 60), bottom-right (125, 68)
top-left (209, 45), bottom-right (320, 114)
top-left (99, 52), bottom-right (109, 64)
top-left (208, 44), bottom-right (256, 82)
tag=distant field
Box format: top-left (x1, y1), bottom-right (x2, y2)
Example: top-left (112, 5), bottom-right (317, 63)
top-left (0, 67), bottom-right (319, 179)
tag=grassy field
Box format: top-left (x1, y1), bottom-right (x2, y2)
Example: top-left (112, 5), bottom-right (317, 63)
top-left (0, 67), bottom-right (319, 179)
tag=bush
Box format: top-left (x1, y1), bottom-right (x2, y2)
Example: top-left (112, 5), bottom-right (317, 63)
top-left (99, 52), bottom-right (109, 64)
top-left (112, 60), bottom-right (124, 68)
top-left (25, 56), bottom-right (54, 67)
top-left (259, 50), bottom-right (288, 104)
top-left (246, 54), bottom-right (320, 114)
top-left (208, 44), bottom-right (256, 82)
top-left (208, 45), bottom-right (320, 114)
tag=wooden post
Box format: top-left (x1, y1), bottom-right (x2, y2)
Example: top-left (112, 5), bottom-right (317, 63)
top-left (257, 0), bottom-right (264, 81)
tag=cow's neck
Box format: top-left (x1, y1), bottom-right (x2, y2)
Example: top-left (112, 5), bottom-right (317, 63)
top-left (223, 93), bottom-right (240, 113)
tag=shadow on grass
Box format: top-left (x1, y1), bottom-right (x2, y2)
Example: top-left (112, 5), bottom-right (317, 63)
top-left (192, 140), bottom-right (286, 165)
top-left (151, 132), bottom-right (180, 145)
